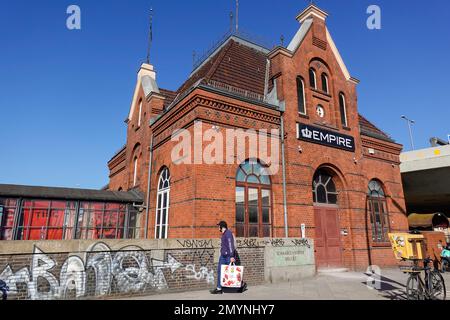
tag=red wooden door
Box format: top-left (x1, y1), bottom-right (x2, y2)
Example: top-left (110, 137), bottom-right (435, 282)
top-left (314, 206), bottom-right (342, 268)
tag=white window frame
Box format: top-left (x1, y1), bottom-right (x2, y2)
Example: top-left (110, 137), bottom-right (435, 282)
top-left (339, 93), bottom-right (348, 127)
top-left (322, 73), bottom-right (329, 94)
top-left (155, 168), bottom-right (170, 239)
top-left (137, 100), bottom-right (143, 127)
top-left (310, 68), bottom-right (317, 89)
top-left (298, 77), bottom-right (307, 115)
top-left (133, 157), bottom-right (138, 187)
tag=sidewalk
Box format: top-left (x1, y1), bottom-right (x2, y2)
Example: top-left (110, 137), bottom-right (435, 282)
top-left (116, 268), bottom-right (450, 300)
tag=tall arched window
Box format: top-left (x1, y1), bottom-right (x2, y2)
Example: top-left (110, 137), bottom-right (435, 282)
top-left (137, 99), bottom-right (143, 127)
top-left (367, 180), bottom-right (389, 242)
top-left (155, 167), bottom-right (170, 239)
top-left (312, 170), bottom-right (338, 205)
top-left (133, 156), bottom-right (138, 187)
top-left (339, 92), bottom-right (348, 127)
top-left (321, 73), bottom-right (329, 93)
top-left (309, 68), bottom-right (317, 89)
top-left (236, 160), bottom-right (271, 238)
top-left (297, 77), bottom-right (306, 115)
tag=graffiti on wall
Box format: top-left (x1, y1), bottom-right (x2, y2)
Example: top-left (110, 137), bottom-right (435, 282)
top-left (0, 242), bottom-right (215, 300)
top-left (236, 238), bottom-right (311, 249)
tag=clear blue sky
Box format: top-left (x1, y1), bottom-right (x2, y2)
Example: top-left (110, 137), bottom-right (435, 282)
top-left (0, 0), bottom-right (449, 189)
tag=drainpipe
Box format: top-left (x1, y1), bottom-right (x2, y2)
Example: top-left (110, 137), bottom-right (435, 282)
top-left (145, 135), bottom-right (154, 239)
top-left (280, 112), bottom-right (288, 238)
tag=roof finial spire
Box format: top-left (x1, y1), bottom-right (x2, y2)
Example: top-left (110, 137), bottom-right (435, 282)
top-left (235, 0), bottom-right (239, 32)
top-left (146, 7), bottom-right (153, 64)
top-left (229, 11), bottom-right (234, 33)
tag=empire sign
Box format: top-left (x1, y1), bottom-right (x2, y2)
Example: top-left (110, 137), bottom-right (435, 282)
top-left (296, 123), bottom-right (355, 152)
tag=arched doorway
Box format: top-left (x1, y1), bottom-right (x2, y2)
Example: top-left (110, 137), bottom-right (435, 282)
top-left (312, 168), bottom-right (343, 268)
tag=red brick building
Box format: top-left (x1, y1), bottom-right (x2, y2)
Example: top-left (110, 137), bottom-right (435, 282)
top-left (107, 4), bottom-right (409, 269)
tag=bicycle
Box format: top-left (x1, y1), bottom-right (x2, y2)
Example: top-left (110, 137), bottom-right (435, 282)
top-left (402, 257), bottom-right (446, 300)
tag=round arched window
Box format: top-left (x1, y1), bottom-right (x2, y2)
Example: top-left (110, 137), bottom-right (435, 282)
top-left (155, 167), bottom-right (170, 239)
top-left (367, 180), bottom-right (390, 242)
top-left (312, 170), bottom-right (338, 205)
top-left (235, 160), bottom-right (272, 238)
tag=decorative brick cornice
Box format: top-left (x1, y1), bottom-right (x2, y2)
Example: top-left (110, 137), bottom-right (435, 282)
top-left (150, 89), bottom-right (281, 147)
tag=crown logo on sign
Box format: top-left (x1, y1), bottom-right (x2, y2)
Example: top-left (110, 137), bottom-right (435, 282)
top-left (301, 127), bottom-right (313, 139)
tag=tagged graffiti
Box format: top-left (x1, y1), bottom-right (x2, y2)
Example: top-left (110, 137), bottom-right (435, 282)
top-left (291, 239), bottom-right (311, 249)
top-left (176, 239), bottom-right (214, 249)
top-left (0, 243), bottom-right (212, 300)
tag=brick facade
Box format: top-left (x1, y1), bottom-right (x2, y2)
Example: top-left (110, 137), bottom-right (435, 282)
top-left (107, 4), bottom-right (409, 270)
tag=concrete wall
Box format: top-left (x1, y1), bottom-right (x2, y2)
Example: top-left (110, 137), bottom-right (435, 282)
top-left (0, 237), bottom-right (314, 300)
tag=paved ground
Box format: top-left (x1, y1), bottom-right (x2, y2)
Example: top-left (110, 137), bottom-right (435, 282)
top-left (117, 268), bottom-right (450, 300)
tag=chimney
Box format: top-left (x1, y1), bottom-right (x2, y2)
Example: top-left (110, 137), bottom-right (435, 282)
top-left (296, 4), bottom-right (328, 24)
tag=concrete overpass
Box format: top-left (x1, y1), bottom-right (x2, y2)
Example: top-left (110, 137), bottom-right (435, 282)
top-left (400, 145), bottom-right (450, 215)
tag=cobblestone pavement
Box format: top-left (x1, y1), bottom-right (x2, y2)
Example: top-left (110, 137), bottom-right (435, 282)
top-left (116, 268), bottom-right (450, 300)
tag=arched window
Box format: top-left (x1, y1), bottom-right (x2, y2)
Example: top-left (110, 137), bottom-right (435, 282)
top-left (339, 92), bottom-right (348, 127)
top-left (367, 180), bottom-right (389, 242)
top-left (297, 77), bottom-right (306, 115)
top-left (155, 167), bottom-right (170, 239)
top-left (236, 160), bottom-right (271, 238)
top-left (321, 73), bottom-right (329, 93)
top-left (309, 68), bottom-right (317, 89)
top-left (312, 170), bottom-right (338, 205)
top-left (137, 99), bottom-right (143, 127)
top-left (132, 156), bottom-right (138, 187)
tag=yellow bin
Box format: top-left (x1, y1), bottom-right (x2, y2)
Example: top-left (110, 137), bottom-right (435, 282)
top-left (388, 233), bottom-right (425, 260)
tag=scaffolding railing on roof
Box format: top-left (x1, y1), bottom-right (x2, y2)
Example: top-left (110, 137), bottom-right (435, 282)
top-left (192, 29), bottom-right (273, 71)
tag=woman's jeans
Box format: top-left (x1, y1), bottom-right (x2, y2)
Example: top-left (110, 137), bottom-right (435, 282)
top-left (217, 255), bottom-right (231, 289)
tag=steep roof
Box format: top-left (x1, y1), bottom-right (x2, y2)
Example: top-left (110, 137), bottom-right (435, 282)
top-left (159, 88), bottom-right (177, 109)
top-left (169, 34), bottom-right (392, 142)
top-left (176, 36), bottom-right (269, 96)
top-left (358, 114), bottom-right (393, 142)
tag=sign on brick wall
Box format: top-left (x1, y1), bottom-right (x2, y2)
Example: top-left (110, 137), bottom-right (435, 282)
top-left (296, 122), bottom-right (355, 152)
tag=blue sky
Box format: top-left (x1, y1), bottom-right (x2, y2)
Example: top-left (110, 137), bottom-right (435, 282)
top-left (0, 0), bottom-right (449, 189)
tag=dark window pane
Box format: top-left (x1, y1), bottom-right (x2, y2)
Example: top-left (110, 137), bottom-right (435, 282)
top-left (163, 193), bottom-right (167, 208)
top-left (236, 205), bottom-right (245, 223)
top-left (297, 77), bottom-right (305, 114)
top-left (321, 74), bottom-right (328, 93)
top-left (262, 207), bottom-right (270, 223)
top-left (156, 226), bottom-right (160, 239)
top-left (309, 68), bottom-right (316, 88)
top-left (327, 180), bottom-right (336, 193)
top-left (249, 225), bottom-right (258, 237)
top-left (249, 206), bottom-right (258, 223)
top-left (161, 226), bottom-right (166, 239)
top-left (316, 185), bottom-right (327, 203)
top-left (339, 93), bottom-right (347, 126)
top-left (328, 193), bottom-right (337, 205)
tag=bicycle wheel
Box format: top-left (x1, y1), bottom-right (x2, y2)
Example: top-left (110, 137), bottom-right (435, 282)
top-left (406, 274), bottom-right (423, 300)
top-left (428, 271), bottom-right (446, 300)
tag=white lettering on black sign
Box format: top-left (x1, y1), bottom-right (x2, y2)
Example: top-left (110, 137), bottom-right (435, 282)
top-left (296, 123), bottom-right (355, 152)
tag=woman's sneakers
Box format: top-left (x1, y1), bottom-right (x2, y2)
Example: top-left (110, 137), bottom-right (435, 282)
top-left (210, 288), bottom-right (223, 294)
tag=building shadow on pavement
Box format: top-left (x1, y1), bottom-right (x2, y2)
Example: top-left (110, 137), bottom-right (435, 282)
top-left (362, 272), bottom-right (408, 300)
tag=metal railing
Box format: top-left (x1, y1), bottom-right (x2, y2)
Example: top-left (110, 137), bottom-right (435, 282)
top-left (192, 29), bottom-right (273, 71)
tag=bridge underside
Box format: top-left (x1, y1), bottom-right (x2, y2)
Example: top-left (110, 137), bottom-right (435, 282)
top-left (402, 167), bottom-right (450, 215)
